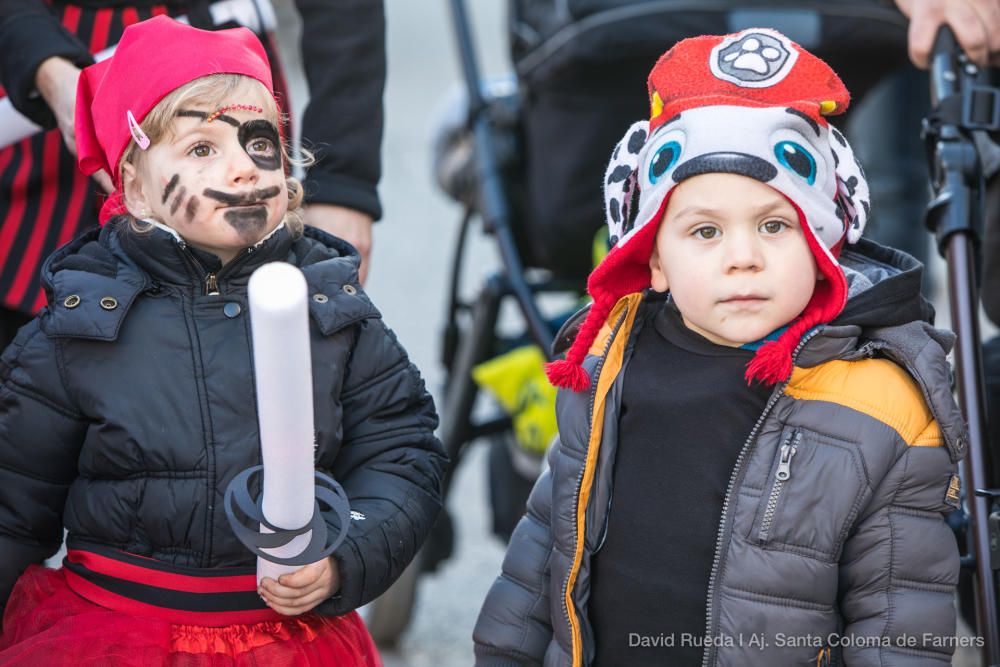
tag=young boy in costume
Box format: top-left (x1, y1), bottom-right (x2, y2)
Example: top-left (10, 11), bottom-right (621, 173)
top-left (474, 28), bottom-right (965, 667)
top-left (0, 16), bottom-right (444, 666)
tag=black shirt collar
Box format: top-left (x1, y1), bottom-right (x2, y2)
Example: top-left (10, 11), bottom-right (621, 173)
top-left (653, 299), bottom-right (755, 359)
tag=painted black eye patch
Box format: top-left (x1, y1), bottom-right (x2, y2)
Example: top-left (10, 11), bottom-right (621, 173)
top-left (238, 120), bottom-right (281, 171)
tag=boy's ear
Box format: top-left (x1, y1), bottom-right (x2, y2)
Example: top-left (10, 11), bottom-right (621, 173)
top-left (649, 245), bottom-right (669, 293)
top-left (120, 162), bottom-right (149, 218)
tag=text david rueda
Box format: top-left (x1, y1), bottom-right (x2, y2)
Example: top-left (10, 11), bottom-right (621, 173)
top-left (628, 632), bottom-right (984, 650)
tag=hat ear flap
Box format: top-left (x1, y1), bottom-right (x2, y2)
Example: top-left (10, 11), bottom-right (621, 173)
top-left (603, 120), bottom-right (649, 245)
top-left (828, 125), bottom-right (870, 244)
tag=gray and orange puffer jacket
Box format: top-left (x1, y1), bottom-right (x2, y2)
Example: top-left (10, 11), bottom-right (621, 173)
top-left (474, 239), bottom-right (966, 667)
top-left (0, 219), bottom-right (445, 620)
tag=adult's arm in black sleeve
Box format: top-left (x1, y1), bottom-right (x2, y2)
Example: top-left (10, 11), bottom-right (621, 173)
top-left (294, 0), bottom-right (386, 220)
top-left (0, 0), bottom-right (92, 128)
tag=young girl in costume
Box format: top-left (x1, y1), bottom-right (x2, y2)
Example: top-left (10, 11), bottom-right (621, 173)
top-left (0, 16), bottom-right (445, 666)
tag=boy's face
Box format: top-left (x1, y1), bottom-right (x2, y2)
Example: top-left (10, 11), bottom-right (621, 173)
top-left (126, 80), bottom-right (287, 263)
top-left (649, 173), bottom-right (818, 347)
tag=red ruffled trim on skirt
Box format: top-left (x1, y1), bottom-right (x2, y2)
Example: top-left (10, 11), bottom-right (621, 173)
top-left (0, 566), bottom-right (382, 667)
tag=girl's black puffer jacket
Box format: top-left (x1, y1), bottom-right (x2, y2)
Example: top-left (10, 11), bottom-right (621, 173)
top-left (0, 219), bottom-right (446, 618)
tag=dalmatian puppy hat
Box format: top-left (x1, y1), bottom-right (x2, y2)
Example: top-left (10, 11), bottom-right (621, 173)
top-left (546, 28), bottom-right (871, 392)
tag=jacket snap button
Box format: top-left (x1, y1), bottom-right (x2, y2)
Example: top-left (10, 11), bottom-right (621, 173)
top-left (63, 294), bottom-right (81, 308)
top-left (224, 302), bottom-right (242, 318)
top-left (100, 297), bottom-right (118, 310)
top-left (342, 284), bottom-right (357, 296)
top-left (312, 293), bottom-right (329, 303)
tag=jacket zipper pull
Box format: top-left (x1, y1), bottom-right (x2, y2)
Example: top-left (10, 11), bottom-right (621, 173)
top-left (205, 273), bottom-right (219, 295)
top-left (775, 439), bottom-right (798, 481)
top-left (758, 431), bottom-right (801, 543)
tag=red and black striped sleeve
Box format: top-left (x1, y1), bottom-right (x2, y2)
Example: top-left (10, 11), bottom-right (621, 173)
top-left (0, 0), bottom-right (93, 128)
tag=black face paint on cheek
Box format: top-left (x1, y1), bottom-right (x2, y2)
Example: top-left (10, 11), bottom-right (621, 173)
top-left (162, 174), bottom-right (179, 205)
top-left (223, 206), bottom-right (268, 241)
top-left (170, 185), bottom-right (187, 215)
top-left (237, 120), bottom-right (281, 171)
top-left (185, 196), bottom-right (199, 222)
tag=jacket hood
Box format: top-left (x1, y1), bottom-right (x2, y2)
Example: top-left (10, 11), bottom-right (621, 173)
top-left (792, 237), bottom-right (937, 371)
top-left (835, 237), bottom-right (935, 329)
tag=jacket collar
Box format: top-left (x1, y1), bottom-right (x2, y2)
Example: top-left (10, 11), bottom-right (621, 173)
top-left (114, 218), bottom-right (295, 289)
top-left (40, 219), bottom-right (379, 341)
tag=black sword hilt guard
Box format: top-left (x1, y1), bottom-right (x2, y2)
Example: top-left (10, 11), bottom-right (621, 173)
top-left (224, 465), bottom-right (351, 566)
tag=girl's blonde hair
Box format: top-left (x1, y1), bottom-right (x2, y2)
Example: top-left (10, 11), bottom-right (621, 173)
top-left (119, 73), bottom-right (312, 237)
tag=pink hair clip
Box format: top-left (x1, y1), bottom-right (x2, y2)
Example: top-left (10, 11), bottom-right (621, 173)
top-left (127, 110), bottom-right (150, 150)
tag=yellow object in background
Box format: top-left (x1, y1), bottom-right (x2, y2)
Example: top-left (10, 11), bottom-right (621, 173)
top-left (592, 225), bottom-right (610, 268)
top-left (472, 345), bottom-right (558, 457)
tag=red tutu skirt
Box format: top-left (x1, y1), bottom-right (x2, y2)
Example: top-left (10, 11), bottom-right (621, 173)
top-left (0, 566), bottom-right (382, 667)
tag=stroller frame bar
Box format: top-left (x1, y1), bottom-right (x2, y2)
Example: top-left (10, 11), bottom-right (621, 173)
top-left (448, 0), bottom-right (555, 354)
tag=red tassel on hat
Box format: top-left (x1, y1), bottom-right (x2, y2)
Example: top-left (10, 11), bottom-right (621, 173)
top-left (545, 359), bottom-right (592, 392)
top-left (546, 222), bottom-right (661, 392)
top-left (544, 290), bottom-right (617, 392)
top-left (744, 318), bottom-right (811, 385)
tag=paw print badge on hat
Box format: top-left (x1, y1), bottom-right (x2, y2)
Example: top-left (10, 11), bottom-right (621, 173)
top-left (711, 29), bottom-right (798, 87)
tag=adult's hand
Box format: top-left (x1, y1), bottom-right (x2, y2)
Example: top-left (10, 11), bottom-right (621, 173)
top-left (34, 56), bottom-right (114, 192)
top-left (304, 204), bottom-right (374, 285)
top-left (895, 0), bottom-right (1000, 68)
